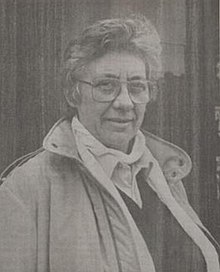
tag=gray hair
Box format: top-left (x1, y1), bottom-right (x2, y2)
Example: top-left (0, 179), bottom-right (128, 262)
top-left (62, 16), bottom-right (162, 108)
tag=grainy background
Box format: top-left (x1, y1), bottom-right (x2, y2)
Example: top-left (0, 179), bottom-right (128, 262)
top-left (0, 0), bottom-right (219, 270)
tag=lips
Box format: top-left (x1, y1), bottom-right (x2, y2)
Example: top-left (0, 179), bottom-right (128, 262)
top-left (105, 118), bottom-right (133, 123)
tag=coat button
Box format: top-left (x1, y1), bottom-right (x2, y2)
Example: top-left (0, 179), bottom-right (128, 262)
top-left (51, 143), bottom-right (58, 148)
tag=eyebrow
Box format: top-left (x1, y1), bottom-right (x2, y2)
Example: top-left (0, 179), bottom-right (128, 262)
top-left (128, 75), bottom-right (146, 81)
top-left (101, 73), bottom-right (146, 80)
top-left (103, 73), bottom-right (119, 79)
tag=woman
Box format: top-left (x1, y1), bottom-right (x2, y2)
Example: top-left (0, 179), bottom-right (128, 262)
top-left (0, 16), bottom-right (219, 272)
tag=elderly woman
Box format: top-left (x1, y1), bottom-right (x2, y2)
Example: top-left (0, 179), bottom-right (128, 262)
top-left (0, 17), bottom-right (219, 272)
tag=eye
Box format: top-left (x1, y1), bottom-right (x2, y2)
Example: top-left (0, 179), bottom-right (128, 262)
top-left (129, 81), bottom-right (147, 93)
top-left (94, 79), bottom-right (115, 92)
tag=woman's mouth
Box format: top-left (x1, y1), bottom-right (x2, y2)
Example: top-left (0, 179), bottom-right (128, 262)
top-left (105, 118), bottom-right (133, 123)
top-left (104, 118), bottom-right (133, 130)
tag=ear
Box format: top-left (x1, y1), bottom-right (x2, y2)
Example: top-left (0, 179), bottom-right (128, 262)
top-left (148, 81), bottom-right (159, 101)
top-left (64, 85), bottom-right (81, 108)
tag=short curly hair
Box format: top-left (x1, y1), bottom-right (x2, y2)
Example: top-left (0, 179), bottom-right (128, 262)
top-left (62, 16), bottom-right (162, 108)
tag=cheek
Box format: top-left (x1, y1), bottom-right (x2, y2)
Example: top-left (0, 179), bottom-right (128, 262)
top-left (79, 95), bottom-right (96, 117)
top-left (136, 105), bottom-right (146, 123)
top-left (79, 98), bottom-right (108, 127)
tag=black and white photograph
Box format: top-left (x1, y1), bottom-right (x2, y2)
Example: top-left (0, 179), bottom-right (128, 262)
top-left (0, 0), bottom-right (219, 271)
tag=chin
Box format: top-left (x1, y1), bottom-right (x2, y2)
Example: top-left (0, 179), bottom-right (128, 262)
top-left (102, 132), bottom-right (132, 152)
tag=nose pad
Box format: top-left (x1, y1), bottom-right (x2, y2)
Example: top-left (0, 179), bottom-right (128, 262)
top-left (112, 84), bottom-right (134, 110)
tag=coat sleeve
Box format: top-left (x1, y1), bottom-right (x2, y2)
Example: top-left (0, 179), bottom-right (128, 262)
top-left (0, 179), bottom-right (37, 272)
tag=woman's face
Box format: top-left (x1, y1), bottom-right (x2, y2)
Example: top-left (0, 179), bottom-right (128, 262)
top-left (76, 51), bottom-right (148, 153)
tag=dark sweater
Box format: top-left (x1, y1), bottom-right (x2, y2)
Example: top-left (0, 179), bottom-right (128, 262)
top-left (118, 171), bottom-right (206, 272)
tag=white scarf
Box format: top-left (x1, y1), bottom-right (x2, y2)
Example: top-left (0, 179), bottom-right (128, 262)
top-left (71, 116), bottom-right (150, 207)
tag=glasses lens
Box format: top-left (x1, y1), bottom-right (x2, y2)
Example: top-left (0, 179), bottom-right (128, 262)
top-left (91, 78), bottom-right (150, 103)
top-left (128, 80), bottom-right (149, 103)
top-left (92, 78), bottom-right (119, 102)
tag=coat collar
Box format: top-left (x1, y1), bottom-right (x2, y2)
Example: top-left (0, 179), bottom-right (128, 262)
top-left (43, 117), bottom-right (192, 184)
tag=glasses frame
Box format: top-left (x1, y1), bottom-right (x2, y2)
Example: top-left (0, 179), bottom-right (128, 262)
top-left (77, 78), bottom-right (151, 104)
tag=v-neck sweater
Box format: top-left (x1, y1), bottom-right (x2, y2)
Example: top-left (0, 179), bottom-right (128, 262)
top-left (118, 171), bottom-right (206, 272)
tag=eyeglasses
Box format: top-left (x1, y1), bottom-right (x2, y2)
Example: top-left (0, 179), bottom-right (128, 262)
top-left (77, 77), bottom-right (150, 104)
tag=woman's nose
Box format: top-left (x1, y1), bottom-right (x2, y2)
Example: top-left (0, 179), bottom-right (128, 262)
top-left (112, 83), bottom-right (134, 110)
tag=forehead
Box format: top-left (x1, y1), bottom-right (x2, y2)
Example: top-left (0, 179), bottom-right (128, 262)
top-left (84, 51), bottom-right (147, 79)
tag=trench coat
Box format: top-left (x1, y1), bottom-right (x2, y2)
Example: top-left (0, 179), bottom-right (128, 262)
top-left (0, 117), bottom-right (219, 272)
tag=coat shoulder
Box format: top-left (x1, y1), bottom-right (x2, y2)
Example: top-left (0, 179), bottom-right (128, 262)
top-left (0, 149), bottom-right (80, 204)
top-left (142, 129), bottom-right (192, 183)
